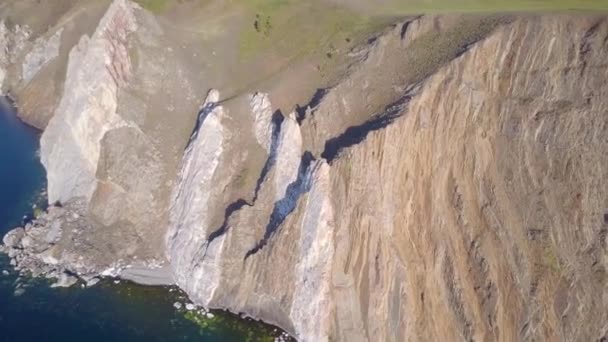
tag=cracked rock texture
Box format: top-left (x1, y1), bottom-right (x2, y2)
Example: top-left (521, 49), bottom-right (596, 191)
top-left (167, 14), bottom-right (608, 341)
top-left (310, 15), bottom-right (608, 342)
top-left (1, 1), bottom-right (608, 341)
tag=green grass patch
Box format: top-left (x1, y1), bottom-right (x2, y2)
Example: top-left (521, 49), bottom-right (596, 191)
top-left (378, 0), bottom-right (608, 14)
top-left (238, 0), bottom-right (386, 59)
top-left (133, 0), bottom-right (171, 13)
top-left (33, 207), bottom-right (44, 218)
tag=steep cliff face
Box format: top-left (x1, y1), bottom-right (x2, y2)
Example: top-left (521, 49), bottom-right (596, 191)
top-left (2, 0), bottom-right (210, 280)
top-left (166, 89), bottom-right (226, 299)
top-left (320, 15), bottom-right (608, 341)
top-left (41, 0), bottom-right (138, 205)
top-left (0, 0), bottom-right (111, 128)
top-left (166, 14), bottom-right (608, 342)
top-left (166, 89), bottom-right (325, 336)
top-left (0, 20), bottom-right (32, 94)
top-left (2, 1), bottom-right (607, 340)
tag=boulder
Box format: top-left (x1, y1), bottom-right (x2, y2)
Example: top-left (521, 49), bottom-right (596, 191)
top-left (51, 272), bottom-right (78, 288)
top-left (2, 227), bottom-right (25, 247)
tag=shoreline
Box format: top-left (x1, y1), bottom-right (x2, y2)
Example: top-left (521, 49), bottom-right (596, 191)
top-left (0, 101), bottom-right (295, 341)
top-left (0, 253), bottom-right (291, 341)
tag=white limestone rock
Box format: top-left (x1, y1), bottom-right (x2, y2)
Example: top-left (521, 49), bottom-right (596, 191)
top-left (40, 0), bottom-right (138, 204)
top-left (51, 272), bottom-right (78, 288)
top-left (273, 114), bottom-right (303, 200)
top-left (166, 89), bottom-right (225, 305)
top-left (251, 92), bottom-right (274, 153)
top-left (22, 28), bottom-right (63, 83)
top-left (289, 160), bottom-right (335, 342)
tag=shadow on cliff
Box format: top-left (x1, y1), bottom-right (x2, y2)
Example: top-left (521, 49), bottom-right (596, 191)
top-left (185, 101), bottom-right (218, 151)
top-left (321, 91), bottom-right (414, 163)
top-left (244, 151), bottom-right (315, 260)
top-left (205, 110), bottom-right (284, 247)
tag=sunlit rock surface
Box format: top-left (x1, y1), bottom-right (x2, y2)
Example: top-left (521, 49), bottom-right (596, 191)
top-left (166, 89), bottom-right (225, 303)
top-left (41, 0), bottom-right (138, 204)
top-left (1, 2), bottom-right (607, 341)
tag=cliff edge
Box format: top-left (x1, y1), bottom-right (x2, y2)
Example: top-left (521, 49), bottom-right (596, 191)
top-left (1, 1), bottom-right (607, 341)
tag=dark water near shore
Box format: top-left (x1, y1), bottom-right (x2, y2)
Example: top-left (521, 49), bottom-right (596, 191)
top-left (0, 102), bottom-right (278, 342)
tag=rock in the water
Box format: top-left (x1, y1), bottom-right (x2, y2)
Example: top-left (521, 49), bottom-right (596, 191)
top-left (51, 272), bottom-right (78, 288)
top-left (173, 302), bottom-right (183, 310)
top-left (86, 277), bottom-right (100, 287)
top-left (2, 227), bottom-right (25, 247)
top-left (185, 303), bottom-right (195, 311)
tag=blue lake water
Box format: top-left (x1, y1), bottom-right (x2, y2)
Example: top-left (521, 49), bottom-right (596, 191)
top-left (0, 101), bottom-right (279, 342)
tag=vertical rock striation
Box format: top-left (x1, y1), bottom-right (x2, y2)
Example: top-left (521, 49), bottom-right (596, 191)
top-left (1, 3), bottom-right (607, 341)
top-left (166, 87), bottom-right (338, 338)
top-left (40, 0), bottom-right (137, 204)
top-left (289, 160), bottom-right (336, 342)
top-left (165, 14), bottom-right (608, 342)
top-left (318, 14), bottom-right (608, 342)
top-left (166, 89), bottom-right (225, 303)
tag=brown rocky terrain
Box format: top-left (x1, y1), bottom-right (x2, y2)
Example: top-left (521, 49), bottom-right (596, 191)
top-left (1, 1), bottom-right (607, 341)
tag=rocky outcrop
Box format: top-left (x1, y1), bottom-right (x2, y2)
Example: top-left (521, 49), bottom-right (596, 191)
top-left (1, 200), bottom-right (174, 287)
top-left (21, 28), bottom-right (63, 83)
top-left (2, 3), bottom-right (608, 341)
top-left (0, 203), bottom-right (95, 285)
top-left (0, 1), bottom-right (112, 129)
top-left (166, 89), bottom-right (226, 300)
top-left (252, 93), bottom-right (275, 153)
top-left (16, 0), bottom-right (211, 276)
top-left (40, 0), bottom-right (138, 204)
top-left (166, 85), bottom-right (334, 337)
top-left (310, 15), bottom-right (608, 342)
top-left (165, 14), bottom-right (608, 342)
top-left (289, 161), bottom-right (335, 342)
top-left (0, 20), bottom-right (31, 93)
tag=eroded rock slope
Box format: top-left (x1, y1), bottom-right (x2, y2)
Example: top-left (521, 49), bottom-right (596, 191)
top-left (167, 14), bottom-right (608, 341)
top-left (1, 1), bottom-right (607, 341)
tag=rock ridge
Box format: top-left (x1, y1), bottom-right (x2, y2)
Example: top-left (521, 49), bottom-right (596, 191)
top-left (1, 5), bottom-right (607, 342)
